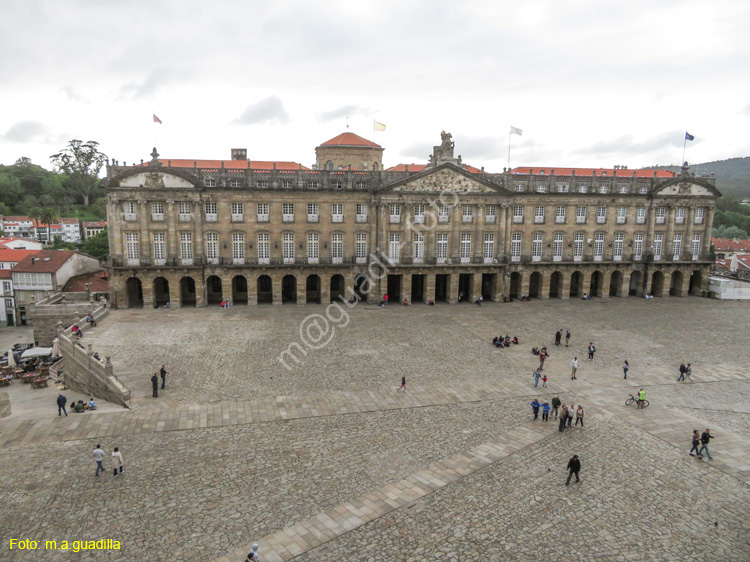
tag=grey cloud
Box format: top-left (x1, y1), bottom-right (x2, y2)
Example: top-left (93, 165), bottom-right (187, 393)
top-left (743, 104), bottom-right (750, 116)
top-left (119, 67), bottom-right (188, 98)
top-left (2, 121), bottom-right (49, 143)
top-left (319, 105), bottom-right (368, 122)
top-left (234, 96), bottom-right (289, 125)
top-left (577, 131), bottom-right (687, 157)
top-left (60, 86), bottom-right (87, 103)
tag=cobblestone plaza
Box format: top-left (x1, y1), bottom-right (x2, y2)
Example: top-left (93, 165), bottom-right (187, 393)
top-left (1, 298), bottom-right (749, 561)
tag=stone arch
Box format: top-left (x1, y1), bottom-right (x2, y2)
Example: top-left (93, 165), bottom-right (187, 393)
top-left (206, 275), bottom-right (223, 305)
top-left (232, 275), bottom-right (248, 304)
top-left (629, 270), bottom-right (643, 296)
top-left (126, 277), bottom-right (143, 308)
top-left (326, 161), bottom-right (334, 171)
top-left (609, 271), bottom-right (624, 297)
top-left (330, 274), bottom-right (345, 303)
top-left (670, 270), bottom-right (684, 297)
top-left (153, 276), bottom-right (170, 308)
top-left (569, 271), bottom-right (583, 298)
top-left (589, 270), bottom-right (603, 298)
top-left (509, 272), bottom-right (522, 299)
top-left (689, 269), bottom-right (703, 296)
top-left (306, 274), bottom-right (321, 303)
top-left (354, 273), bottom-right (369, 301)
top-left (257, 275), bottom-right (273, 304)
top-left (549, 271), bottom-right (563, 299)
top-left (528, 271), bottom-right (542, 299)
top-left (651, 271), bottom-right (665, 297)
top-left (180, 276), bottom-right (196, 307)
top-left (282, 274), bottom-right (297, 303)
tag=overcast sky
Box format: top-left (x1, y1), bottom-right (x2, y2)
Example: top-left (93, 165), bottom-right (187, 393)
top-left (1, 0), bottom-right (748, 173)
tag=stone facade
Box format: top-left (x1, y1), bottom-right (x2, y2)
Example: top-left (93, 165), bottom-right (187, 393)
top-left (104, 137), bottom-right (719, 309)
top-left (28, 293), bottom-right (97, 346)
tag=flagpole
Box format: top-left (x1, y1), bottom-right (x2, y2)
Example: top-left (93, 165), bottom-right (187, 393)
top-left (507, 130), bottom-right (511, 170)
top-left (153, 108), bottom-right (156, 148)
top-left (682, 136), bottom-right (687, 164)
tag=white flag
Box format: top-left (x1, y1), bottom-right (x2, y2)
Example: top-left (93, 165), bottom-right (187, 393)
top-left (374, 121), bottom-right (386, 131)
top-left (510, 126), bottom-right (522, 136)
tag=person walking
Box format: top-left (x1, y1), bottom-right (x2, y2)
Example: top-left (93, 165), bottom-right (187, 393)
top-left (558, 405), bottom-right (568, 432)
top-left (533, 369), bottom-right (542, 388)
top-left (689, 430), bottom-right (702, 458)
top-left (678, 362), bottom-right (687, 382)
top-left (112, 447), bottom-right (124, 476)
top-left (587, 342), bottom-right (596, 360)
top-left (685, 363), bottom-right (692, 382)
top-left (566, 455), bottom-right (581, 485)
top-left (551, 395), bottom-right (561, 419)
top-left (383, 294), bottom-right (388, 306)
top-left (698, 429), bottom-right (714, 460)
top-left (151, 373), bottom-right (159, 398)
top-left (476, 294), bottom-right (483, 306)
top-left (575, 405), bottom-right (585, 428)
top-left (542, 401), bottom-right (550, 421)
top-left (57, 392), bottom-right (68, 417)
top-left (542, 374), bottom-right (548, 388)
top-left (565, 330), bottom-right (571, 347)
top-left (531, 399), bottom-right (540, 420)
top-left (555, 329), bottom-right (562, 347)
top-left (623, 360), bottom-right (629, 379)
top-left (538, 348), bottom-right (547, 371)
top-left (570, 357), bottom-right (578, 380)
top-left (638, 388), bottom-right (646, 408)
top-left (397, 376), bottom-right (406, 392)
top-left (93, 444), bottom-right (105, 477)
top-left (567, 403), bottom-right (575, 427)
top-left (246, 544), bottom-right (259, 562)
top-left (159, 365), bottom-right (167, 390)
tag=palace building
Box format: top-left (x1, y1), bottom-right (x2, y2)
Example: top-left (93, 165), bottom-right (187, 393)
top-left (104, 131), bottom-right (719, 309)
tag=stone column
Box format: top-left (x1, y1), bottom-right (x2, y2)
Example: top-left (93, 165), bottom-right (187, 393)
top-left (685, 207), bottom-right (695, 260)
top-left (401, 273), bottom-right (412, 304)
top-left (621, 274), bottom-right (631, 298)
top-left (297, 274), bottom-right (307, 304)
top-left (247, 274), bottom-right (258, 305)
top-left (473, 205), bottom-right (483, 261)
top-left (702, 208), bottom-right (714, 256)
top-left (424, 273), bottom-right (436, 303)
top-left (165, 200), bottom-right (177, 260)
top-left (194, 201), bottom-right (204, 259)
top-left (168, 273), bottom-right (181, 308)
top-left (560, 271), bottom-right (570, 300)
top-left (503, 204), bottom-right (512, 256)
top-left (272, 273), bottom-right (283, 305)
top-left (601, 270), bottom-right (611, 298)
top-left (451, 205), bottom-right (461, 262)
top-left (492, 273), bottom-right (504, 302)
top-left (581, 274), bottom-right (591, 297)
top-left (222, 274), bottom-right (232, 305)
top-left (447, 273), bottom-right (459, 304)
top-left (665, 206), bottom-right (675, 257)
top-left (320, 273), bottom-right (331, 304)
top-left (539, 271), bottom-right (550, 300)
top-left (194, 275), bottom-right (206, 308)
top-left (142, 274), bottom-right (154, 307)
top-left (469, 273), bottom-right (482, 303)
top-left (138, 200), bottom-right (150, 262)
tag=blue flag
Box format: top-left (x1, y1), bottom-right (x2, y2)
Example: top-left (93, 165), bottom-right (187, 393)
top-left (685, 131), bottom-right (694, 141)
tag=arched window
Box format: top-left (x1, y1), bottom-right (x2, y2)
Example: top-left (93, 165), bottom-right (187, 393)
top-left (326, 161), bottom-right (334, 171)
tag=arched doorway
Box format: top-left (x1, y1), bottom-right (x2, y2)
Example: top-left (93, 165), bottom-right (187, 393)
top-left (354, 273), bottom-right (369, 301)
top-left (306, 275), bottom-right (321, 303)
top-left (232, 275), bottom-right (248, 304)
top-left (651, 271), bottom-right (665, 297)
top-left (549, 271), bottom-right (562, 298)
top-left (331, 274), bottom-right (345, 303)
top-left (206, 275), bottom-right (223, 305)
top-left (528, 272), bottom-right (542, 299)
top-left (629, 271), bottom-right (642, 296)
top-left (126, 277), bottom-right (143, 308)
top-left (609, 271), bottom-right (623, 297)
top-left (153, 277), bottom-right (170, 308)
top-left (509, 272), bottom-right (521, 299)
top-left (689, 270), bottom-right (702, 296)
top-left (670, 271), bottom-right (684, 296)
top-left (180, 277), bottom-right (196, 306)
top-left (569, 271), bottom-right (583, 298)
top-left (282, 275), bottom-right (297, 303)
top-left (590, 271), bottom-right (603, 297)
top-left (257, 275), bottom-right (272, 304)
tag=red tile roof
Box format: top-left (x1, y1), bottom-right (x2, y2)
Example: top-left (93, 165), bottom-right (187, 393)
top-left (735, 255), bottom-right (750, 270)
top-left (12, 250), bottom-right (77, 273)
top-left (511, 167), bottom-right (676, 178)
top-left (1, 216), bottom-right (31, 221)
top-left (144, 159), bottom-right (309, 171)
top-left (715, 259), bottom-right (731, 269)
top-left (386, 163), bottom-right (482, 174)
top-left (60, 218), bottom-right (79, 224)
top-left (0, 269), bottom-right (11, 279)
top-left (711, 238), bottom-right (750, 253)
top-left (62, 269), bottom-right (109, 293)
top-left (83, 221), bottom-right (107, 228)
top-left (318, 132), bottom-right (382, 149)
top-left (0, 249), bottom-right (40, 263)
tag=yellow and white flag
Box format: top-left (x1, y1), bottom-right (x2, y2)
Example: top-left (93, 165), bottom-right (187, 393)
top-left (373, 121), bottom-right (386, 131)
top-left (510, 126), bottom-right (522, 136)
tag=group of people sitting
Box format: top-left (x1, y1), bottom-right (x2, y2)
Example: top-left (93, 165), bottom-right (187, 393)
top-left (492, 335), bottom-right (519, 347)
top-left (582, 293), bottom-right (594, 300)
top-left (73, 398), bottom-right (98, 413)
top-left (219, 298), bottom-right (231, 308)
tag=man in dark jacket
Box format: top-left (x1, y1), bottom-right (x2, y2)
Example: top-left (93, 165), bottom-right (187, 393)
top-left (678, 363), bottom-right (687, 381)
top-left (698, 429), bottom-right (714, 460)
top-left (566, 455), bottom-right (581, 485)
top-left (57, 392), bottom-right (68, 416)
top-left (159, 365), bottom-right (167, 389)
top-left (530, 399), bottom-right (540, 420)
top-left (551, 395), bottom-right (561, 419)
top-left (151, 373), bottom-right (159, 398)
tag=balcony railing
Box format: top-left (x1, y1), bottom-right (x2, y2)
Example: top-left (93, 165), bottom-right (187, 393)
top-left (308, 257), bottom-right (319, 264)
top-left (413, 215), bottom-right (425, 224)
top-left (576, 216), bottom-right (586, 224)
top-left (616, 216), bottom-right (626, 224)
top-left (513, 216), bottom-right (523, 223)
top-left (123, 213), bottom-right (137, 222)
top-left (534, 216), bottom-right (544, 224)
top-left (205, 214), bottom-right (217, 222)
top-left (636, 216), bottom-right (646, 224)
top-left (596, 216), bottom-right (606, 224)
top-left (439, 215), bottom-right (449, 223)
top-left (389, 215), bottom-right (400, 224)
top-left (553, 255), bottom-right (562, 262)
top-left (675, 217), bottom-right (684, 224)
top-left (151, 213), bottom-right (164, 222)
top-left (356, 214), bottom-right (367, 223)
top-left (462, 216), bottom-right (473, 223)
top-left (257, 214), bottom-right (269, 222)
top-left (332, 215), bottom-right (343, 223)
top-left (206, 257), bottom-right (219, 265)
top-left (231, 214), bottom-right (244, 222)
top-left (181, 258), bottom-right (194, 265)
top-left (356, 256), bottom-right (367, 264)
top-left (656, 216), bottom-right (665, 224)
top-left (178, 213), bottom-right (192, 222)
top-left (308, 214), bottom-right (319, 223)
top-left (485, 215), bottom-right (496, 224)
top-left (694, 217), bottom-right (703, 224)
top-left (282, 214), bottom-right (294, 223)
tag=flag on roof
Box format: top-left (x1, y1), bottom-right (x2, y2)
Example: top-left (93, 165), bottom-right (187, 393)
top-left (153, 114), bottom-right (163, 124)
top-left (373, 121), bottom-right (386, 132)
top-left (685, 131), bottom-right (694, 141)
top-left (510, 126), bottom-right (523, 136)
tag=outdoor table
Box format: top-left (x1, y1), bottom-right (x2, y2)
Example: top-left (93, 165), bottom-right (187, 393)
top-left (13, 369), bottom-right (24, 379)
top-left (22, 373), bottom-right (37, 384)
top-left (31, 378), bottom-right (48, 389)
top-left (0, 377), bottom-right (11, 386)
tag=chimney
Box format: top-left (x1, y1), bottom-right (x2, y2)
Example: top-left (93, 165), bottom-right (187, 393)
top-left (31, 257), bottom-right (36, 264)
top-left (231, 149), bottom-right (248, 161)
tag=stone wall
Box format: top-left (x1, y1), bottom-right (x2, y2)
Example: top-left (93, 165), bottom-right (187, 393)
top-left (29, 293), bottom-right (101, 346)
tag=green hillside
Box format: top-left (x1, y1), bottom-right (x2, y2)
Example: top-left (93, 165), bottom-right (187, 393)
top-left (651, 157), bottom-right (750, 198)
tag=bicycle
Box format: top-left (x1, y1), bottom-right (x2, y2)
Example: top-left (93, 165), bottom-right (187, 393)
top-left (625, 395), bottom-right (649, 408)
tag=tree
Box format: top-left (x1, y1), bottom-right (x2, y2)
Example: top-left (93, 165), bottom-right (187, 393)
top-left (40, 207), bottom-right (59, 244)
top-left (27, 207), bottom-right (44, 242)
top-left (50, 140), bottom-right (107, 207)
top-left (712, 225), bottom-right (748, 239)
top-left (80, 228), bottom-right (108, 258)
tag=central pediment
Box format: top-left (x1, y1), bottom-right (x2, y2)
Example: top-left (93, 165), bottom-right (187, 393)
top-left (387, 165), bottom-right (504, 194)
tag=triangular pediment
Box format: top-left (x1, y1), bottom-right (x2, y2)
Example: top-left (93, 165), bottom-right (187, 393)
top-left (652, 177), bottom-right (721, 198)
top-left (109, 169), bottom-right (199, 189)
top-left (385, 163), bottom-right (507, 194)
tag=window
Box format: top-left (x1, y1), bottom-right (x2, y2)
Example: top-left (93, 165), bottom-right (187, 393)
top-left (356, 203), bottom-right (367, 222)
top-left (636, 207), bottom-right (646, 224)
top-left (485, 205), bottom-right (496, 223)
top-left (282, 233), bottom-right (294, 262)
top-left (389, 233), bottom-right (400, 262)
top-left (513, 205), bottom-right (524, 223)
top-left (532, 233), bottom-right (543, 261)
top-left (281, 179), bottom-right (294, 189)
top-left (231, 232), bottom-right (245, 261)
top-left (460, 233), bottom-right (471, 262)
top-left (125, 232), bottom-right (139, 263)
top-left (413, 205), bottom-right (425, 224)
top-left (204, 178), bottom-right (216, 187)
top-left (594, 233), bottom-right (604, 260)
top-left (355, 181), bottom-right (366, 189)
top-left (462, 205), bottom-right (473, 223)
top-left (331, 233), bottom-right (343, 262)
top-left (555, 206), bottom-right (565, 223)
top-left (573, 233), bottom-right (584, 261)
top-left (614, 233), bottom-right (624, 261)
top-left (534, 206), bottom-right (544, 223)
top-left (653, 233), bottom-right (663, 260)
top-left (578, 185), bottom-right (588, 193)
top-left (553, 233), bottom-right (563, 261)
top-left (692, 234), bottom-right (701, 259)
top-left (231, 202), bottom-right (244, 222)
top-left (536, 184), bottom-right (546, 193)
top-left (152, 202), bottom-right (164, 221)
top-left (438, 205), bottom-right (449, 222)
top-left (178, 202), bottom-right (192, 222)
top-left (228, 178), bottom-right (241, 187)
top-left (675, 207), bottom-right (685, 224)
top-left (179, 232), bottom-right (193, 261)
top-left (204, 202), bottom-right (217, 222)
top-left (307, 180), bottom-right (319, 189)
top-left (413, 232), bottom-right (424, 262)
top-left (597, 206), bottom-right (606, 223)
top-left (511, 233), bottom-right (522, 261)
top-left (437, 233), bottom-right (448, 261)
top-left (123, 201), bottom-right (136, 221)
top-left (389, 204), bottom-right (401, 224)
top-left (258, 233), bottom-right (270, 261)
top-left (694, 208), bottom-right (704, 224)
top-left (4, 298), bottom-right (12, 308)
top-left (619, 184), bottom-right (628, 194)
top-left (332, 203), bottom-right (343, 222)
top-left (599, 184), bottom-right (608, 194)
top-left (307, 233), bottom-right (319, 262)
top-left (355, 233), bottom-right (367, 262)
top-left (153, 232), bottom-right (166, 263)
top-left (257, 180), bottom-right (268, 188)
top-left (673, 233), bottom-right (682, 259)
top-left (639, 185), bottom-right (648, 194)
top-left (282, 203), bottom-right (294, 222)
top-left (2, 281), bottom-right (10, 293)
top-left (257, 203), bottom-right (269, 222)
top-left (307, 203), bottom-right (319, 222)
top-left (576, 206), bottom-right (586, 223)
top-left (515, 183), bottom-right (525, 192)
top-left (205, 232), bottom-right (218, 262)
top-left (656, 207), bottom-right (666, 224)
top-left (557, 184), bottom-right (569, 193)
top-left (617, 207), bottom-right (626, 223)
top-left (483, 233), bottom-right (494, 262)
top-left (634, 234), bottom-right (644, 260)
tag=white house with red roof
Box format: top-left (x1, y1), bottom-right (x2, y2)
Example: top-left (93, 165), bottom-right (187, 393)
top-left (712, 238), bottom-right (750, 260)
top-left (82, 221), bottom-right (107, 240)
top-left (1, 216), bottom-right (34, 238)
top-left (0, 237), bottom-right (43, 250)
top-left (60, 218), bottom-right (81, 243)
